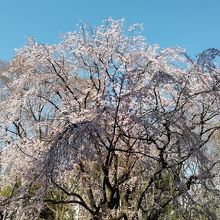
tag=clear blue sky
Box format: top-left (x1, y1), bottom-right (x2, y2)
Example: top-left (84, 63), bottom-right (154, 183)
top-left (1, 0), bottom-right (220, 60)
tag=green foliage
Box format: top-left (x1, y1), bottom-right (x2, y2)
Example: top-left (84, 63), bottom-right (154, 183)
top-left (0, 185), bottom-right (13, 197)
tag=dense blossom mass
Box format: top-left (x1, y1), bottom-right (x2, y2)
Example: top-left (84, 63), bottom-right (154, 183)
top-left (0, 18), bottom-right (220, 219)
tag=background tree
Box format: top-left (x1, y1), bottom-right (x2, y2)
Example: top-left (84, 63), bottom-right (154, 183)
top-left (0, 19), bottom-right (220, 220)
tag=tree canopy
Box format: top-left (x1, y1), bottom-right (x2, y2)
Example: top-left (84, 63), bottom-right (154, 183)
top-left (0, 18), bottom-right (220, 220)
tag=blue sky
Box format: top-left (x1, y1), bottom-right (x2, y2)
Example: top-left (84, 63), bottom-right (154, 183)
top-left (0, 0), bottom-right (220, 60)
